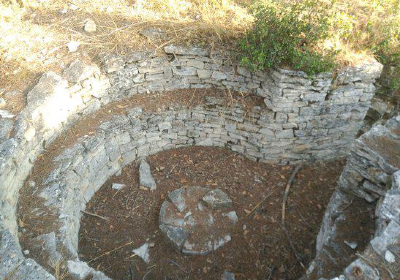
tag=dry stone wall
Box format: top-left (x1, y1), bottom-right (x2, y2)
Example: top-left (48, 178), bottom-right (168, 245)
top-left (305, 116), bottom-right (400, 279)
top-left (0, 44), bottom-right (384, 279)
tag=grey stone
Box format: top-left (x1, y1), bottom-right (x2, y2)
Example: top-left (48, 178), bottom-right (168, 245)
top-left (159, 224), bottom-right (189, 249)
top-left (140, 28), bottom-right (168, 40)
top-left (26, 71), bottom-right (68, 105)
top-left (67, 260), bottom-right (93, 279)
top-left (0, 119), bottom-right (13, 141)
top-left (344, 259), bottom-right (379, 280)
top-left (222, 270), bottom-right (236, 280)
top-left (276, 129), bottom-right (294, 139)
top-left (0, 227), bottom-right (24, 280)
top-left (222, 211), bottom-right (238, 224)
top-left (187, 59), bottom-right (204, 69)
top-left (336, 60), bottom-right (383, 84)
top-left (102, 53), bottom-right (124, 73)
top-left (83, 19), bottom-right (97, 33)
top-left (0, 110), bottom-right (15, 119)
top-left (168, 188), bottom-right (187, 213)
top-left (370, 221), bottom-right (400, 257)
top-left (7, 258), bottom-right (55, 280)
top-left (205, 96), bottom-right (224, 106)
top-left (379, 188), bottom-right (400, 222)
top-left (212, 71), bottom-right (227, 80)
top-left (132, 243), bottom-right (150, 264)
top-left (384, 250), bottom-right (396, 263)
top-left (111, 183), bottom-right (125, 190)
top-left (0, 97), bottom-right (6, 108)
top-left (63, 60), bottom-right (97, 83)
top-left (197, 69), bottom-right (212, 79)
top-left (139, 160), bottom-right (156, 190)
top-left (34, 232), bottom-right (62, 266)
top-left (173, 67), bottom-right (197, 76)
top-left (164, 45), bottom-right (209, 56)
top-left (202, 189), bottom-right (233, 210)
top-left (126, 51), bottom-right (154, 63)
top-left (344, 241), bottom-right (358, 249)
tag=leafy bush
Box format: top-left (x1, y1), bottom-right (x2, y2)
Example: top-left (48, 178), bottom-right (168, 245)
top-left (238, 0), bottom-right (337, 76)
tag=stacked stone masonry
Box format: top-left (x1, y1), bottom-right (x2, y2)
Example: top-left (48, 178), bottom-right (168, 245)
top-left (305, 116), bottom-right (400, 279)
top-left (0, 44), bottom-right (386, 279)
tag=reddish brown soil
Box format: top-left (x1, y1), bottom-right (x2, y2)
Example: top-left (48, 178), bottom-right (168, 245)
top-left (79, 146), bottom-right (346, 280)
top-left (18, 89), bottom-right (263, 241)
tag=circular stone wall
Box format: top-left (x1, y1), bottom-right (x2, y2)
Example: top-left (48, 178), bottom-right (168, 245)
top-left (159, 186), bottom-right (237, 255)
top-left (0, 44), bottom-right (392, 280)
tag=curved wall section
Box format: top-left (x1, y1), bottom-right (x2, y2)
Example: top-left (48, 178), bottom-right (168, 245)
top-left (0, 44), bottom-right (384, 279)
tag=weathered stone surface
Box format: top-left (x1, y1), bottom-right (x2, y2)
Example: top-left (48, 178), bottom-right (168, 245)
top-left (7, 258), bottom-right (55, 280)
top-left (0, 110), bottom-right (14, 119)
top-left (33, 232), bottom-right (62, 266)
top-left (26, 71), bottom-right (68, 105)
top-left (111, 183), bottom-right (125, 190)
top-left (63, 60), bottom-right (97, 83)
top-left (102, 53), bottom-right (124, 73)
top-left (83, 19), bottom-right (97, 33)
top-left (222, 270), bottom-right (236, 280)
top-left (132, 243), bottom-right (150, 264)
top-left (0, 97), bottom-right (6, 108)
top-left (344, 259), bottom-right (379, 280)
top-left (202, 189), bottom-right (233, 210)
top-left (164, 45), bottom-right (208, 56)
top-left (159, 224), bottom-right (189, 249)
top-left (306, 116), bottom-right (399, 280)
top-left (160, 187), bottom-right (237, 255)
top-left (139, 160), bottom-right (156, 190)
top-left (0, 119), bottom-right (13, 141)
top-left (0, 44), bottom-right (384, 280)
top-left (370, 221), bottom-right (400, 257)
top-left (140, 28), bottom-right (167, 40)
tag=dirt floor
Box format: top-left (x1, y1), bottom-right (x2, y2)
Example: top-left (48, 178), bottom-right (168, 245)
top-left (17, 88), bottom-right (263, 240)
top-left (79, 146), bottom-right (347, 280)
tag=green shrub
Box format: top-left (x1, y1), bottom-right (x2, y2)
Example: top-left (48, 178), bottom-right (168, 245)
top-left (238, 0), bottom-right (337, 76)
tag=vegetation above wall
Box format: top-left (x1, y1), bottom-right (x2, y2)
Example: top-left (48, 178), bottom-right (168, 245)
top-left (239, 0), bottom-right (399, 82)
top-left (0, 0), bottom-right (398, 91)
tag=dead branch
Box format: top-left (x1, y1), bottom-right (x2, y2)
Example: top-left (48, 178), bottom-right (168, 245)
top-left (89, 241), bottom-right (134, 263)
top-left (280, 224), bottom-right (306, 270)
top-left (281, 165), bottom-right (302, 225)
top-left (81, 210), bottom-right (109, 221)
top-left (246, 186), bottom-right (281, 217)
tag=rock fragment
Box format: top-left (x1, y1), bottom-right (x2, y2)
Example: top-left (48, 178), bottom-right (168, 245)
top-left (84, 19), bottom-right (97, 33)
top-left (111, 183), bottom-right (125, 190)
top-left (202, 189), bottom-right (233, 210)
top-left (222, 271), bottom-right (236, 280)
top-left (139, 160), bottom-right (156, 190)
top-left (159, 224), bottom-right (189, 249)
top-left (132, 243), bottom-right (150, 264)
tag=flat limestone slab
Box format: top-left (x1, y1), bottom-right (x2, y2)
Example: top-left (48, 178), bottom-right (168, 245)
top-left (159, 186), bottom-right (237, 255)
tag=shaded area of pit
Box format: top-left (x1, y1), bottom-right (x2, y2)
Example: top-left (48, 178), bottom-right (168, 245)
top-left (78, 146), bottom-right (349, 280)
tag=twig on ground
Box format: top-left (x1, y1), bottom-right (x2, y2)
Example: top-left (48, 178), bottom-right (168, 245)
top-left (338, 198), bottom-right (354, 212)
top-left (279, 165), bottom-right (305, 269)
top-left (167, 259), bottom-right (188, 274)
top-left (281, 165), bottom-right (302, 225)
top-left (280, 224), bottom-right (306, 270)
top-left (81, 210), bottom-right (109, 221)
top-left (356, 252), bottom-right (394, 279)
top-left (89, 241), bottom-right (134, 263)
top-left (298, 212), bottom-right (314, 229)
top-left (142, 265), bottom-right (156, 280)
top-left (246, 186), bottom-right (282, 217)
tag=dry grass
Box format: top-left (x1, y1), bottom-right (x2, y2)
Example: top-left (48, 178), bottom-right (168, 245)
top-left (0, 0), bottom-right (398, 96)
top-left (331, 0), bottom-right (399, 66)
top-left (0, 0), bottom-right (253, 93)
